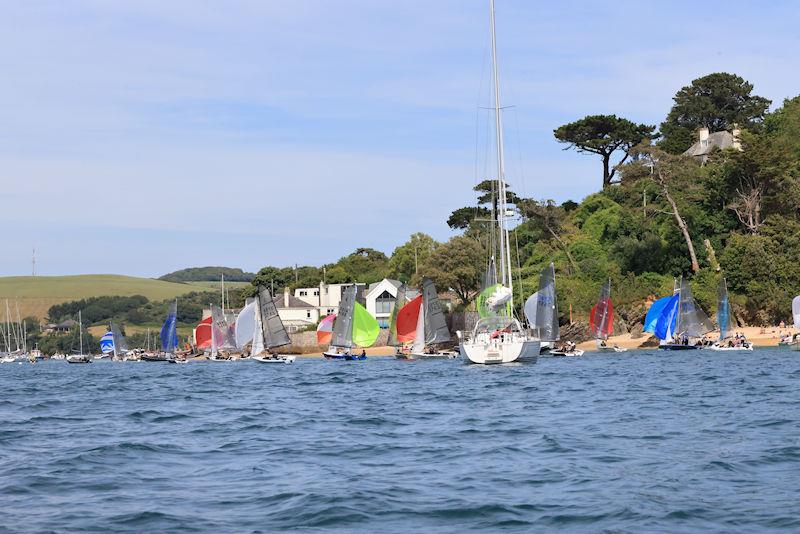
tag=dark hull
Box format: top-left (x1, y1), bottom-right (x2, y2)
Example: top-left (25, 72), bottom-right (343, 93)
top-left (141, 355), bottom-right (173, 362)
top-left (659, 344), bottom-right (701, 351)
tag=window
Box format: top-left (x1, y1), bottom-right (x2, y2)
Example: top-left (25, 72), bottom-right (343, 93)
top-left (299, 290), bottom-right (307, 296)
top-left (375, 290), bottom-right (394, 315)
top-left (313, 290), bottom-right (319, 296)
top-left (306, 310), bottom-right (311, 318)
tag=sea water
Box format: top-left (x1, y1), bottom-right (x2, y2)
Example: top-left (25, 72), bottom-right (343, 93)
top-left (1, 349), bottom-right (799, 532)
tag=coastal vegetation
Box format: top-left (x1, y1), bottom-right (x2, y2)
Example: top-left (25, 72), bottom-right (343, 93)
top-left (11, 72), bottom-right (798, 340)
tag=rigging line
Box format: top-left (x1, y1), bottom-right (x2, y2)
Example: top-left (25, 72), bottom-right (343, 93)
top-left (473, 19), bottom-right (491, 223)
top-left (512, 106), bottom-right (529, 202)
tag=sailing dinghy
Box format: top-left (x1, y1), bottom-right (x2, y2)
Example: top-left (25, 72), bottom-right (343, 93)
top-left (66, 310), bottom-right (92, 364)
top-left (590, 281), bottom-right (626, 353)
top-left (394, 279), bottom-right (456, 359)
top-left (654, 278), bottom-right (713, 350)
top-left (323, 285), bottom-right (379, 360)
top-left (249, 288), bottom-right (295, 364)
top-left (710, 278), bottom-right (752, 351)
top-left (142, 301), bottom-right (179, 361)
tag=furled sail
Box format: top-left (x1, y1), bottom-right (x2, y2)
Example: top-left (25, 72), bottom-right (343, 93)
top-left (331, 285), bottom-right (357, 348)
top-left (352, 301), bottom-right (380, 347)
top-left (589, 281), bottom-right (614, 339)
top-left (477, 257), bottom-right (510, 318)
top-left (422, 278), bottom-right (450, 345)
top-left (717, 278), bottom-right (734, 340)
top-left (535, 263), bottom-right (559, 341)
top-left (793, 296), bottom-right (800, 330)
top-left (235, 299), bottom-right (257, 349)
top-left (675, 278), bottom-right (713, 338)
top-left (160, 300), bottom-right (179, 352)
top-left (258, 287), bottom-right (291, 349)
top-left (388, 284), bottom-right (408, 347)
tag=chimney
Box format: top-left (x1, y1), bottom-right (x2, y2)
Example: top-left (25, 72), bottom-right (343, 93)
top-left (731, 123), bottom-right (742, 151)
top-left (284, 287), bottom-right (290, 308)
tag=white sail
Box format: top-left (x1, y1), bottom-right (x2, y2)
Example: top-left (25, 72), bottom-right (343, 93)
top-left (235, 300), bottom-right (257, 349)
top-left (411, 303), bottom-right (425, 354)
top-left (251, 295), bottom-right (265, 355)
top-left (524, 291), bottom-right (538, 328)
top-left (793, 296), bottom-right (800, 329)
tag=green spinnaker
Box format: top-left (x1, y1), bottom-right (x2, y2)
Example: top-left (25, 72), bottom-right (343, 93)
top-left (352, 301), bottom-right (380, 347)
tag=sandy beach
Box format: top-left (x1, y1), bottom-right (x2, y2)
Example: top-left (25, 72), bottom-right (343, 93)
top-left (577, 326), bottom-right (800, 351)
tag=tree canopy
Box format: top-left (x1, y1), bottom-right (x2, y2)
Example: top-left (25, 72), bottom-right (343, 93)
top-left (554, 114), bottom-right (656, 188)
top-left (659, 73), bottom-right (771, 154)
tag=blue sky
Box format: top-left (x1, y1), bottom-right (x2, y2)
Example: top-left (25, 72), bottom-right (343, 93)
top-left (2, 0), bottom-right (798, 277)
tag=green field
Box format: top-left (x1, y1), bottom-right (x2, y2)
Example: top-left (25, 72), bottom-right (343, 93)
top-left (0, 275), bottom-right (204, 321)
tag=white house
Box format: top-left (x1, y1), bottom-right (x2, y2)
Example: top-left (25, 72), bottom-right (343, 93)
top-left (364, 278), bottom-right (423, 328)
top-left (293, 282), bottom-right (366, 319)
top-left (275, 288), bottom-right (321, 332)
top-left (683, 126), bottom-right (742, 164)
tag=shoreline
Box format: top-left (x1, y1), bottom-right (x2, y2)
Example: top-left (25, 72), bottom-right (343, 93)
top-left (576, 326), bottom-right (799, 351)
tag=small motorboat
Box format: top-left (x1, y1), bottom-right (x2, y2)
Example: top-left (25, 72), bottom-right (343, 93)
top-left (253, 355), bottom-right (296, 364)
top-left (550, 348), bottom-right (585, 357)
top-left (709, 342), bottom-right (754, 351)
top-left (323, 350), bottom-right (367, 361)
top-left (66, 355), bottom-right (92, 364)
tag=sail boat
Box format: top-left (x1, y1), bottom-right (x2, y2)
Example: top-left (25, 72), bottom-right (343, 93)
top-left (323, 285), bottom-right (379, 360)
top-left (532, 263), bottom-right (581, 357)
top-left (394, 278), bottom-right (456, 360)
top-left (66, 311), bottom-right (91, 363)
top-left (590, 280), bottom-right (626, 353)
top-left (249, 287), bottom-right (295, 364)
top-left (792, 296), bottom-right (800, 351)
top-left (143, 300), bottom-right (179, 361)
top-left (710, 278), bottom-right (752, 351)
top-left (459, 0), bottom-right (540, 364)
top-left (653, 277), bottom-right (713, 350)
top-left (209, 303), bottom-right (237, 361)
top-left (99, 322), bottom-right (131, 360)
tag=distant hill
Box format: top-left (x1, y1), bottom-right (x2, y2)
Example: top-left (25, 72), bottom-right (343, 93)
top-left (159, 266), bottom-right (255, 283)
top-left (0, 275), bottom-right (201, 321)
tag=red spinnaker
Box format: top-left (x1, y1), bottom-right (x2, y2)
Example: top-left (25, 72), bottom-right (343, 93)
top-left (195, 315), bottom-right (212, 349)
top-left (589, 299), bottom-right (614, 338)
top-left (396, 296), bottom-right (422, 342)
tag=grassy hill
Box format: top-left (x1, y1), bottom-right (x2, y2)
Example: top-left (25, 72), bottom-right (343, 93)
top-left (0, 275), bottom-right (202, 321)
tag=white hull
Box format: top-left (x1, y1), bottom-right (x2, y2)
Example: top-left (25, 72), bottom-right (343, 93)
top-left (253, 355), bottom-right (295, 364)
top-left (1, 356), bottom-right (16, 364)
top-left (409, 351), bottom-right (459, 360)
top-left (709, 342), bottom-right (753, 351)
top-left (551, 349), bottom-right (585, 357)
top-left (460, 339), bottom-right (540, 364)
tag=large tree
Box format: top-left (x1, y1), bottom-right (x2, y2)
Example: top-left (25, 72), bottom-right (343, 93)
top-left (659, 72), bottom-right (771, 154)
top-left (419, 236), bottom-right (485, 307)
top-left (554, 114), bottom-right (656, 188)
top-left (622, 146), bottom-right (703, 272)
top-left (447, 179), bottom-right (519, 231)
top-left (388, 233), bottom-right (439, 283)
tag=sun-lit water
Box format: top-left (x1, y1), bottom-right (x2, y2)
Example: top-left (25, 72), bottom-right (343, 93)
top-left (2, 349), bottom-right (799, 532)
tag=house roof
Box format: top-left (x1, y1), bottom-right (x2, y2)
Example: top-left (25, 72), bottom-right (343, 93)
top-left (273, 294), bottom-right (316, 309)
top-left (683, 130), bottom-right (736, 157)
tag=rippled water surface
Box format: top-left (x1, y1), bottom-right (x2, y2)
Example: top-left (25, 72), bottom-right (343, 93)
top-left (2, 349), bottom-right (800, 532)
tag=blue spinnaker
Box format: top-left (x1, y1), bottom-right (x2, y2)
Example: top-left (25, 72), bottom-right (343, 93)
top-left (100, 331), bottom-right (114, 354)
top-left (160, 301), bottom-right (179, 352)
top-left (644, 296), bottom-right (672, 333)
top-left (653, 294), bottom-right (679, 340)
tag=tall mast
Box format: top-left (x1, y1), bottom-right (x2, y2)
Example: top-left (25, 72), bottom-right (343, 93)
top-left (489, 0), bottom-right (514, 300)
top-left (221, 274), bottom-right (225, 313)
top-left (79, 310), bottom-right (83, 355)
